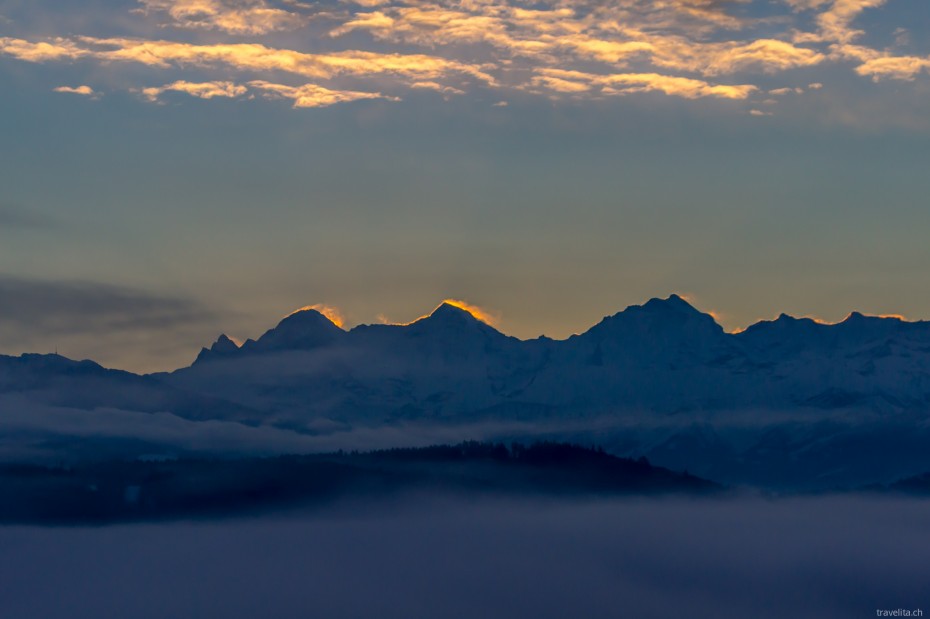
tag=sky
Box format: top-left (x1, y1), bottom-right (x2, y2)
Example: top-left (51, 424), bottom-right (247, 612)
top-left (1, 0), bottom-right (929, 372)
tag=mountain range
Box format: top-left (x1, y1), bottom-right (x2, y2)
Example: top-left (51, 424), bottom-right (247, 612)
top-left (3, 294), bottom-right (930, 490)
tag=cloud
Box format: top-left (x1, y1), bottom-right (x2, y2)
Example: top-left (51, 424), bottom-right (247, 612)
top-left (783, 0), bottom-right (832, 9)
top-left (0, 275), bottom-right (215, 336)
top-left (139, 80), bottom-right (248, 101)
top-left (786, 0), bottom-right (929, 81)
top-left (699, 38), bottom-right (825, 74)
top-left (557, 32), bottom-right (825, 76)
top-left (853, 54), bottom-right (930, 81)
top-left (530, 72), bottom-right (593, 93)
top-left (92, 36), bottom-right (495, 84)
top-left (328, 3), bottom-right (822, 78)
top-left (768, 86), bottom-right (803, 95)
top-left (410, 81), bottom-right (466, 96)
top-left (531, 68), bottom-right (757, 99)
top-left (0, 37), bottom-right (87, 62)
top-left (135, 78), bottom-right (393, 107)
top-left (53, 85), bottom-right (99, 97)
top-left (0, 35), bottom-right (497, 87)
top-left (0, 0), bottom-right (927, 109)
top-left (828, 41), bottom-right (930, 82)
top-left (791, 1), bottom-right (930, 83)
top-left (345, 0), bottom-right (391, 6)
top-left (137, 0), bottom-right (305, 35)
top-left (249, 80), bottom-right (397, 107)
top-left (0, 399), bottom-right (321, 460)
top-left (814, 0), bottom-right (888, 44)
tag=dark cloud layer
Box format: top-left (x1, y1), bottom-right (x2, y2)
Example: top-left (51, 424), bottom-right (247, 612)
top-left (0, 275), bottom-right (214, 335)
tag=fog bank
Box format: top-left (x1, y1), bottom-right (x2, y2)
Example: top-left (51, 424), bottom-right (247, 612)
top-left (1, 495), bottom-right (927, 619)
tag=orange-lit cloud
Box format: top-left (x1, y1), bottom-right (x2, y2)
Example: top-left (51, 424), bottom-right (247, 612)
top-left (1, 0), bottom-right (927, 110)
top-left (0, 36), bottom-right (496, 86)
top-left (79, 36), bottom-right (497, 84)
top-left (286, 303), bottom-right (346, 328)
top-left (328, 3), bottom-right (823, 79)
top-left (769, 87), bottom-right (804, 95)
top-left (137, 0), bottom-right (305, 35)
top-left (139, 80), bottom-right (248, 101)
top-left (249, 80), bottom-right (396, 107)
top-left (0, 37), bottom-right (87, 62)
top-left (531, 68), bottom-right (756, 100)
top-left (785, 0), bottom-right (930, 82)
top-left (698, 39), bottom-right (825, 75)
top-left (811, 0), bottom-right (887, 44)
top-left (53, 85), bottom-right (98, 97)
top-left (135, 78), bottom-right (392, 107)
top-left (854, 55), bottom-right (930, 81)
top-left (410, 81), bottom-right (465, 96)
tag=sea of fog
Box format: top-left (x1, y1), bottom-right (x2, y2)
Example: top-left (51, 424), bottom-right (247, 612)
top-left (1, 495), bottom-right (927, 619)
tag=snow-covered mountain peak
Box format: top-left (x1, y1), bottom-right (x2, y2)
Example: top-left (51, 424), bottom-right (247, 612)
top-left (277, 307), bottom-right (343, 329)
top-left (429, 301), bottom-right (482, 322)
top-left (595, 294), bottom-right (720, 333)
top-left (408, 302), bottom-right (504, 340)
top-left (567, 294), bottom-right (729, 368)
top-left (642, 293), bottom-right (698, 313)
top-left (626, 294), bottom-right (712, 323)
top-left (239, 308), bottom-right (345, 353)
top-left (843, 311), bottom-right (867, 323)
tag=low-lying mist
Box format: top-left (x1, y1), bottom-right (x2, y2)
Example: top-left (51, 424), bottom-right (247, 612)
top-left (5, 398), bottom-right (929, 490)
top-left (1, 495), bottom-right (927, 619)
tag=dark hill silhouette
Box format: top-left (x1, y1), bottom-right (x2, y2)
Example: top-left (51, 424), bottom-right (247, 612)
top-left (0, 442), bottom-right (720, 524)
